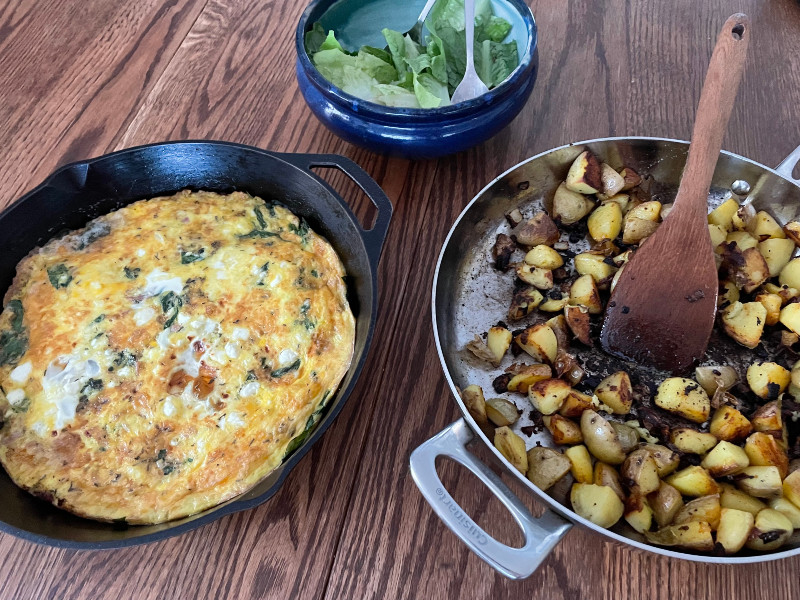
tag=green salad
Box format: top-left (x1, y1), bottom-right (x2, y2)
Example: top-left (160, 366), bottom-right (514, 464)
top-left (305, 0), bottom-right (519, 108)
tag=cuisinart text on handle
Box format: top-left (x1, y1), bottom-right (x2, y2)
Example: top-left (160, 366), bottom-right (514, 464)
top-left (435, 487), bottom-right (488, 545)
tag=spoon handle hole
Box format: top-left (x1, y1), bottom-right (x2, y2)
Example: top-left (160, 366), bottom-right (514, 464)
top-left (731, 24), bottom-right (745, 39)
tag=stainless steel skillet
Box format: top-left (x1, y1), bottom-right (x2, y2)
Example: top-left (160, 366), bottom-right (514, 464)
top-left (410, 137), bottom-right (800, 579)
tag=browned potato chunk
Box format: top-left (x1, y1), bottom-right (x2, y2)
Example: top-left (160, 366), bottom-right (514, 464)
top-left (529, 378), bottom-right (572, 415)
top-left (516, 263), bottom-right (554, 290)
top-left (514, 212), bottom-right (560, 247)
top-left (543, 414), bottom-right (583, 445)
top-left (485, 397), bottom-right (520, 427)
top-left (588, 202), bottom-right (623, 242)
top-left (745, 508), bottom-right (793, 551)
top-left (783, 470), bottom-right (800, 508)
top-left (650, 481), bottom-right (684, 527)
top-left (580, 409), bottom-right (626, 465)
top-left (709, 223), bottom-right (727, 248)
top-left (670, 428), bottom-right (718, 454)
top-left (723, 245), bottom-right (770, 293)
top-left (720, 301), bottom-right (767, 349)
top-left (736, 466), bottom-right (783, 499)
top-left (515, 324), bottom-right (558, 364)
top-left (759, 238), bottom-right (795, 277)
top-left (751, 400), bottom-right (783, 434)
top-left (618, 167), bottom-right (641, 191)
top-left (611, 422), bottom-right (639, 454)
top-left (666, 466), bottom-right (720, 497)
top-left (538, 293), bottom-right (569, 312)
top-left (701, 441), bottom-right (750, 477)
top-left (493, 426), bottom-right (528, 474)
top-left (708, 197), bottom-right (739, 231)
top-left (644, 521), bottom-right (714, 551)
top-left (594, 462), bottom-right (625, 501)
top-left (508, 286), bottom-right (544, 320)
top-left (720, 483), bottom-right (767, 515)
top-left (654, 377), bottom-right (710, 423)
top-left (486, 326), bottom-right (512, 365)
top-left (726, 231), bottom-right (759, 251)
top-left (525, 245), bottom-right (564, 270)
top-left (674, 494), bottom-right (721, 530)
top-left (709, 405), bottom-right (753, 442)
top-left (754, 293), bottom-right (782, 326)
top-left (622, 449), bottom-right (660, 495)
top-left (640, 444), bottom-right (679, 477)
top-left (569, 274), bottom-right (603, 314)
top-left (764, 282), bottom-right (800, 305)
top-left (717, 508), bottom-right (755, 554)
top-left (570, 483), bottom-right (624, 528)
top-left (718, 280), bottom-right (740, 307)
top-left (564, 444), bottom-right (594, 484)
top-left (574, 252), bottom-right (617, 285)
top-left (462, 385), bottom-right (490, 437)
top-left (749, 211), bottom-right (786, 240)
top-left (623, 217), bottom-right (659, 245)
top-left (551, 182), bottom-right (595, 225)
top-left (506, 363), bottom-right (552, 394)
top-left (595, 371), bottom-right (633, 415)
top-left (526, 447), bottom-right (571, 491)
top-left (779, 302), bottom-right (800, 336)
top-left (779, 257), bottom-right (800, 289)
top-left (624, 494), bottom-right (654, 533)
top-left (784, 221), bottom-right (800, 246)
top-left (768, 497), bottom-right (800, 528)
top-left (744, 432), bottom-right (789, 479)
top-left (564, 305), bottom-right (591, 345)
top-left (565, 150), bottom-right (602, 194)
top-left (599, 163), bottom-right (625, 197)
top-left (559, 390), bottom-right (594, 418)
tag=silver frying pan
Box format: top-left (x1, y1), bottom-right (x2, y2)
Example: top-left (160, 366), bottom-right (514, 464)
top-left (410, 137), bottom-right (800, 579)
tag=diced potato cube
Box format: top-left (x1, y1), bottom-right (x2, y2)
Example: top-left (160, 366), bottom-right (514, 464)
top-left (574, 252), bottom-right (617, 284)
top-left (543, 414), bottom-right (583, 445)
top-left (783, 470), bottom-right (800, 509)
top-left (701, 441), bottom-right (750, 477)
top-left (763, 282), bottom-right (800, 305)
top-left (485, 397), bottom-right (520, 427)
top-left (506, 363), bottom-right (552, 394)
top-left (640, 444), bottom-right (679, 477)
top-left (624, 494), bottom-right (653, 533)
top-left (651, 481), bottom-right (684, 527)
top-left (514, 212), bottom-right (560, 247)
top-left (759, 238), bottom-right (795, 277)
top-left (569, 274), bottom-right (603, 314)
top-left (751, 400), bottom-right (783, 434)
top-left (551, 183), bottom-right (595, 225)
top-left (528, 378), bottom-right (572, 415)
top-left (564, 444), bottom-right (594, 484)
top-left (588, 202), bottom-right (623, 242)
top-left (644, 521), bottom-right (714, 551)
top-left (515, 324), bottom-right (558, 364)
top-left (508, 287), bottom-right (544, 320)
top-left (627, 201), bottom-right (661, 222)
top-left (564, 305), bottom-right (591, 345)
top-left (720, 301), bottom-right (767, 349)
top-left (580, 409), bottom-right (626, 465)
top-left (516, 263), bottom-right (554, 289)
top-left (670, 428), bottom-right (718, 454)
top-left (717, 508), bottom-right (755, 554)
top-left (526, 447), bottom-right (571, 491)
top-left (709, 224), bottom-right (727, 248)
top-left (621, 449), bottom-right (660, 495)
top-left (784, 221), bottom-right (800, 246)
top-left (755, 293), bottom-right (782, 326)
top-left (559, 390), bottom-right (594, 418)
top-left (462, 385), bottom-right (490, 436)
top-left (619, 167), bottom-right (641, 191)
top-left (654, 377), bottom-right (710, 423)
top-left (709, 405), bottom-right (753, 442)
top-left (708, 197), bottom-right (739, 231)
top-left (570, 483), bottom-right (624, 528)
top-left (525, 245), bottom-right (564, 269)
top-left (674, 494), bottom-right (721, 530)
top-left (725, 231), bottom-right (759, 251)
top-left (736, 466), bottom-right (783, 499)
top-left (594, 371), bottom-right (633, 415)
top-left (594, 462), bottom-right (625, 501)
top-left (719, 483), bottom-right (767, 515)
top-left (622, 217), bottom-right (659, 245)
top-left (599, 163), bottom-right (625, 197)
top-left (779, 303), bottom-right (800, 336)
top-left (718, 280), bottom-right (740, 307)
top-left (745, 508), bottom-right (793, 551)
top-left (666, 466), bottom-right (719, 497)
top-left (538, 293), bottom-right (569, 312)
top-left (722, 246), bottom-right (769, 293)
top-left (565, 150), bottom-right (602, 195)
top-left (779, 257), bottom-right (800, 290)
top-left (745, 432), bottom-right (789, 479)
top-left (484, 326), bottom-right (512, 365)
top-left (749, 211), bottom-right (786, 240)
top-left (493, 426), bottom-right (528, 474)
top-left (746, 361), bottom-right (790, 400)
top-left (769, 497), bottom-right (800, 528)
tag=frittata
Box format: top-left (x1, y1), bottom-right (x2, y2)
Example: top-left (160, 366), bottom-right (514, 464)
top-left (0, 190), bottom-right (355, 524)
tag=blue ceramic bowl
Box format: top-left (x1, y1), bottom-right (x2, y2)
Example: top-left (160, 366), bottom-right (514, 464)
top-left (295, 0), bottom-right (538, 159)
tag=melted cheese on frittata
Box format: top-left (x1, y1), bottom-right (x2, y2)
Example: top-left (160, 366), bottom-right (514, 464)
top-left (0, 191), bottom-right (355, 524)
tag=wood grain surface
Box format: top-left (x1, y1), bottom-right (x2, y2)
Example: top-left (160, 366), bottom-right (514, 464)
top-left (1, 0), bottom-right (800, 598)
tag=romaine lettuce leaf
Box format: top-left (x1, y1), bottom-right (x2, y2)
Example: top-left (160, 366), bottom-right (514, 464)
top-left (474, 39), bottom-right (518, 87)
top-left (413, 72), bottom-right (450, 108)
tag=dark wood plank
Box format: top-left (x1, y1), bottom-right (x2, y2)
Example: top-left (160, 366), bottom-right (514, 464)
top-left (0, 0), bottom-right (209, 208)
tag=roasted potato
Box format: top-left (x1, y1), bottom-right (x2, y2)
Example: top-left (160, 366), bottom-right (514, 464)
top-left (670, 428), bottom-right (718, 454)
top-left (505, 207), bottom-right (523, 227)
top-left (716, 508), bottom-right (755, 554)
top-left (565, 150), bottom-right (602, 194)
top-left (551, 183), bottom-right (595, 225)
top-left (744, 432), bottom-right (789, 479)
top-left (701, 441), bottom-right (750, 477)
top-left (650, 481), bottom-right (684, 527)
top-left (694, 365), bottom-right (738, 396)
top-left (759, 238), bottom-right (794, 277)
top-left (492, 233), bottom-right (516, 271)
top-left (718, 280), bottom-right (740, 307)
top-left (725, 231), bottom-right (759, 251)
top-left (515, 324), bottom-right (558, 364)
top-left (542, 413), bottom-right (583, 445)
top-left (723, 245), bottom-right (770, 293)
top-left (514, 211), bottom-right (560, 247)
top-left (525, 245), bottom-right (564, 270)
top-left (595, 371), bottom-right (633, 415)
top-left (640, 444), bottom-right (679, 477)
top-left (666, 466), bottom-right (719, 497)
top-left (508, 286), bottom-right (544, 320)
top-left (720, 301), bottom-right (767, 349)
top-left (782, 470), bottom-right (800, 508)
top-left (736, 466), bottom-right (783, 499)
top-left (564, 305), bottom-right (592, 345)
top-left (574, 252), bottom-right (617, 285)
top-left (768, 497), bottom-right (800, 528)
top-left (751, 400), bottom-right (783, 435)
top-left (594, 462), bottom-right (625, 501)
top-left (588, 202), bottom-right (623, 242)
top-left (486, 326), bottom-right (513, 365)
top-left (603, 194), bottom-right (630, 213)
top-left (506, 363), bottom-right (552, 394)
top-left (611, 422), bottom-right (639, 454)
top-left (462, 385), bottom-right (491, 437)
top-left (784, 221), bottom-right (800, 246)
top-left (559, 389), bottom-right (594, 418)
top-left (719, 483), bottom-right (767, 515)
top-left (485, 397), bottom-right (520, 427)
top-left (709, 223), bottom-right (728, 248)
top-left (654, 377), bottom-right (710, 423)
top-left (526, 446), bottom-right (572, 491)
top-left (763, 282), bottom-right (800, 305)
top-left (516, 263), bottom-right (554, 289)
top-left (598, 163), bottom-right (625, 197)
top-left (749, 211), bottom-right (787, 240)
top-left (622, 217), bottom-right (659, 245)
top-left (624, 494), bottom-right (654, 533)
top-left (570, 483), bottom-right (624, 528)
top-left (708, 197), bottom-right (739, 231)
top-left (779, 257), bottom-right (800, 289)
top-left (745, 508), bottom-right (793, 551)
top-left (674, 494), bottom-right (721, 530)
top-left (528, 378), bottom-right (572, 415)
top-left (564, 444), bottom-right (594, 484)
top-left (644, 521), bottom-right (714, 551)
top-left (580, 409), bottom-right (626, 465)
top-left (621, 449), bottom-right (660, 495)
top-left (569, 274), bottom-right (603, 314)
top-left (538, 293), bottom-right (569, 312)
top-left (754, 293), bottom-right (782, 326)
top-left (709, 405), bottom-right (753, 442)
top-left (746, 361), bottom-right (790, 400)
top-left (779, 302), bottom-right (800, 336)
top-left (493, 426), bottom-right (528, 474)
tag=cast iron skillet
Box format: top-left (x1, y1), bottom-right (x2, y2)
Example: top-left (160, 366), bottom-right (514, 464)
top-left (411, 137), bottom-right (800, 579)
top-left (0, 141), bottom-right (392, 549)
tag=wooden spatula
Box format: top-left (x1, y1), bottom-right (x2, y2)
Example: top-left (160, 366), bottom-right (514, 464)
top-left (600, 14), bottom-right (750, 374)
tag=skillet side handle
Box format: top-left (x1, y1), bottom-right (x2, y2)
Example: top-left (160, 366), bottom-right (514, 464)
top-left (777, 144), bottom-right (800, 184)
top-left (281, 153), bottom-right (393, 272)
top-left (409, 419), bottom-right (571, 580)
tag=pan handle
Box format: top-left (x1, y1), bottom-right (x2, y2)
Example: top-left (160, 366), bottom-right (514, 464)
top-left (409, 419), bottom-right (571, 580)
top-left (777, 144), bottom-right (800, 184)
top-left (281, 153), bottom-right (393, 272)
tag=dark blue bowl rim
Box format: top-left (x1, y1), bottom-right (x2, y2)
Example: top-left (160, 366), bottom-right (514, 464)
top-left (295, 0), bottom-right (538, 120)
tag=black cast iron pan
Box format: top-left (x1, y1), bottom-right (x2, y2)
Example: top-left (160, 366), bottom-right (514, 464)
top-left (0, 140), bottom-right (392, 549)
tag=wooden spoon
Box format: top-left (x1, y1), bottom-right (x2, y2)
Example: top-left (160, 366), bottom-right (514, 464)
top-left (600, 14), bottom-right (750, 374)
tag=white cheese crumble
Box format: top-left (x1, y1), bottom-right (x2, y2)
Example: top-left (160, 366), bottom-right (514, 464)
top-left (42, 355), bottom-right (100, 429)
top-left (278, 348), bottom-right (298, 366)
top-left (163, 397), bottom-right (177, 417)
top-left (142, 269), bottom-right (183, 297)
top-left (6, 389), bottom-right (25, 405)
top-left (225, 343), bottom-right (240, 359)
top-left (232, 327), bottom-right (249, 340)
top-left (132, 305), bottom-right (156, 326)
top-left (240, 381), bottom-right (259, 397)
top-left (9, 361), bottom-right (32, 383)
top-left (136, 248), bottom-right (146, 257)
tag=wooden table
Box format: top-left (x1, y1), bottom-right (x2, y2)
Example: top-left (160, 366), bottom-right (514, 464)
top-left (1, 0), bottom-right (800, 598)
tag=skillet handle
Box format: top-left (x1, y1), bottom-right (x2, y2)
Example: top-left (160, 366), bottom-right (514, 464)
top-left (409, 419), bottom-right (571, 580)
top-left (777, 144), bottom-right (800, 184)
top-left (281, 153), bottom-right (393, 272)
